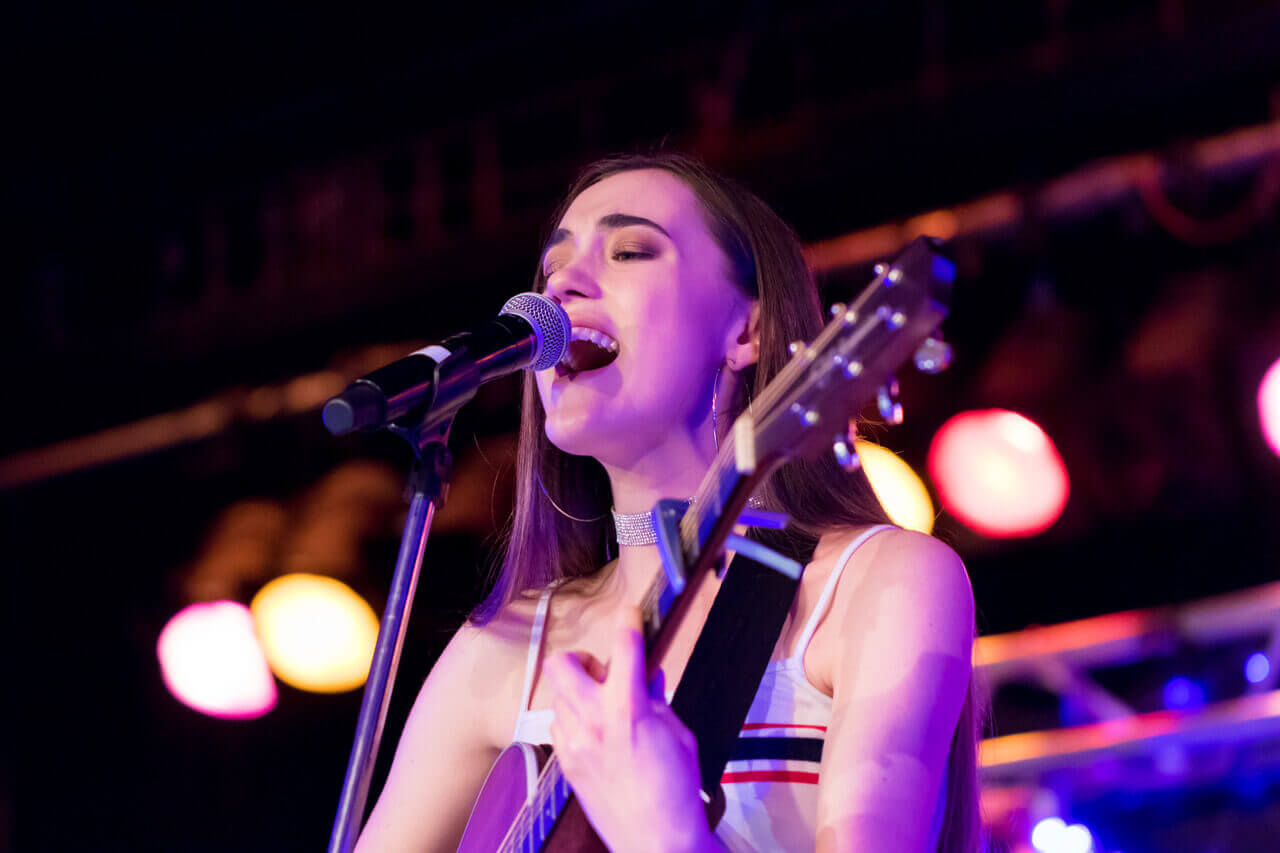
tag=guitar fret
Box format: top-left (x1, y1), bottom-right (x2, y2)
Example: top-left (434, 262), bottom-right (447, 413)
top-left (543, 781), bottom-right (557, 839)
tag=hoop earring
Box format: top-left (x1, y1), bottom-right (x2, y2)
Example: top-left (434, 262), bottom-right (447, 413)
top-left (711, 362), bottom-right (725, 452)
top-left (535, 471), bottom-right (609, 523)
top-left (712, 361), bottom-right (755, 451)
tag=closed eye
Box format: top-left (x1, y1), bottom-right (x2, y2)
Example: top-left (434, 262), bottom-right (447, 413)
top-left (612, 250), bottom-right (653, 261)
top-left (612, 240), bottom-right (656, 262)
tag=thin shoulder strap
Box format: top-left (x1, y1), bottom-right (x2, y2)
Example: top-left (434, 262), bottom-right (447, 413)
top-left (517, 588), bottom-right (554, 713)
top-left (793, 524), bottom-right (896, 661)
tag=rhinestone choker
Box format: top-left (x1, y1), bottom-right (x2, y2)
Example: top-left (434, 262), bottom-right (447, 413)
top-left (610, 497), bottom-right (763, 547)
top-left (610, 502), bottom-right (689, 547)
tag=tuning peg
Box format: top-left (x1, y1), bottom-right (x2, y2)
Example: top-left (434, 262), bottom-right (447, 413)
top-left (835, 355), bottom-right (863, 378)
top-left (877, 377), bottom-right (904, 425)
top-left (790, 403), bottom-right (821, 426)
top-left (833, 432), bottom-right (861, 472)
top-left (913, 336), bottom-right (953, 374)
top-left (875, 304), bottom-right (907, 329)
top-left (873, 263), bottom-right (902, 285)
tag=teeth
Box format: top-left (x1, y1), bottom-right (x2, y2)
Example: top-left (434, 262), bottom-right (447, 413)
top-left (569, 326), bottom-right (620, 352)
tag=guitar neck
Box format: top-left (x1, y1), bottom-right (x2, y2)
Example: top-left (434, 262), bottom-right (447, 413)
top-left (639, 419), bottom-right (768, 639)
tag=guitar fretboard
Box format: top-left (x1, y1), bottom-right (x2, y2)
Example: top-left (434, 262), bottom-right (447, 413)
top-left (499, 755), bottom-right (572, 853)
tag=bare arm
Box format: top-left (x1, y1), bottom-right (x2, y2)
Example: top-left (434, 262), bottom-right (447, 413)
top-left (355, 621), bottom-right (515, 853)
top-left (814, 529), bottom-right (975, 853)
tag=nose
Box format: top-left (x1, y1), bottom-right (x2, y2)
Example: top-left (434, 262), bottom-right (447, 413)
top-left (544, 256), bottom-right (602, 304)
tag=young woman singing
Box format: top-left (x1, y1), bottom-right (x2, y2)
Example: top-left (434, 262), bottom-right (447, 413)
top-left (356, 152), bottom-right (981, 852)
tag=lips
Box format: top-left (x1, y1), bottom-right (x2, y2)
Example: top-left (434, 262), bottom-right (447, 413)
top-left (557, 325), bottom-right (621, 375)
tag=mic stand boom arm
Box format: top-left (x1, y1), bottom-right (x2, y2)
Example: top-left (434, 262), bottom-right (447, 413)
top-left (326, 413), bottom-right (455, 853)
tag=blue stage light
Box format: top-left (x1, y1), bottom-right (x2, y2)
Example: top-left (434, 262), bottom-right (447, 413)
top-left (1162, 676), bottom-right (1206, 711)
top-left (1245, 652), bottom-right (1270, 685)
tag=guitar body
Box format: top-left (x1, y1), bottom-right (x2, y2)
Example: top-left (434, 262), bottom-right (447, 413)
top-left (459, 743), bottom-right (605, 852)
top-left (459, 743), bottom-right (544, 852)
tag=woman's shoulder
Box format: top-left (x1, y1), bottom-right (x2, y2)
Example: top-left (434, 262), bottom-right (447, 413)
top-left (461, 589), bottom-right (552, 654)
top-left (424, 591), bottom-right (557, 744)
top-left (803, 522), bottom-right (972, 676)
top-left (817, 524), bottom-right (966, 584)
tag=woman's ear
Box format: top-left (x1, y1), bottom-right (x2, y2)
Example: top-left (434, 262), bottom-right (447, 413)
top-left (724, 301), bottom-right (761, 371)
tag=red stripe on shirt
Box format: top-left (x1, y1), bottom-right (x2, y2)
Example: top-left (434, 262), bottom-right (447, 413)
top-left (721, 770), bottom-right (821, 785)
top-left (740, 723), bottom-right (828, 732)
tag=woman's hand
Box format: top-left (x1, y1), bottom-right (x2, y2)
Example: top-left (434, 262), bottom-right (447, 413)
top-left (545, 606), bottom-right (723, 853)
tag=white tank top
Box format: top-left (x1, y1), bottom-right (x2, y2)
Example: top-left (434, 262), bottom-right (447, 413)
top-left (509, 524), bottom-right (946, 851)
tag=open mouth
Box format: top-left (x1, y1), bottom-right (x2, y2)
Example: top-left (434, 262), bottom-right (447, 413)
top-left (556, 327), bottom-right (620, 377)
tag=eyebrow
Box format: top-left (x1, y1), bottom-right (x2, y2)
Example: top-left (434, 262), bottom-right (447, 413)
top-left (543, 213), bottom-right (672, 254)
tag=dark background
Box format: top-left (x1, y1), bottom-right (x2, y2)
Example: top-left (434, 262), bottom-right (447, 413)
top-left (5, 2), bottom-right (1280, 850)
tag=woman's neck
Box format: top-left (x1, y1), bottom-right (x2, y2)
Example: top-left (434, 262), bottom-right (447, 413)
top-left (594, 412), bottom-right (723, 603)
top-left (599, 463), bottom-right (708, 606)
top-left (601, 428), bottom-right (715, 513)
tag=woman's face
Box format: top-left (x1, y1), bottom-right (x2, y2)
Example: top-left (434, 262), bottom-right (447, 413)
top-left (535, 169), bottom-right (754, 469)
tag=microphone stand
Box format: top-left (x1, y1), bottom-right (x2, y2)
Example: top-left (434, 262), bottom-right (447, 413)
top-left (326, 414), bottom-right (455, 853)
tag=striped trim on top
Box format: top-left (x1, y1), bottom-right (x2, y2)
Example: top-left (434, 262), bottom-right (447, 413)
top-left (721, 722), bottom-right (826, 786)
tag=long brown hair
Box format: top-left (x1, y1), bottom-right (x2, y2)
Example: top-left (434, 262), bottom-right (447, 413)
top-left (473, 151), bottom-right (983, 851)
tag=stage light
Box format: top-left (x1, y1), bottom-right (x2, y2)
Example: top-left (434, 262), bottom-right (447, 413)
top-left (1031, 817), bottom-right (1067, 851)
top-left (927, 409), bottom-right (1069, 537)
top-left (1031, 817), bottom-right (1094, 853)
top-left (157, 601), bottom-right (277, 719)
top-left (250, 573), bottom-right (378, 693)
top-left (1259, 357), bottom-right (1280, 458)
top-left (1162, 676), bottom-right (1207, 711)
top-left (1060, 824), bottom-right (1094, 853)
top-left (1245, 651), bottom-right (1270, 684)
top-left (856, 439), bottom-right (934, 533)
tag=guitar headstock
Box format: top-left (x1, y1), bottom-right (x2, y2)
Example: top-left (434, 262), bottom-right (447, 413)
top-left (749, 236), bottom-right (954, 467)
top-left (662, 236), bottom-right (954, 592)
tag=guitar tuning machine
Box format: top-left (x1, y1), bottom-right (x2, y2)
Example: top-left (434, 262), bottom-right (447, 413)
top-left (873, 263), bottom-right (903, 285)
top-left (913, 335), bottom-right (953, 374)
top-left (833, 431), bottom-right (861, 473)
top-left (877, 377), bottom-right (904, 425)
top-left (829, 302), bottom-right (858, 325)
top-left (790, 402), bottom-right (821, 427)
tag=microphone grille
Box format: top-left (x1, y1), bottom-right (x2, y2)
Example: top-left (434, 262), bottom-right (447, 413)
top-left (500, 292), bottom-right (570, 371)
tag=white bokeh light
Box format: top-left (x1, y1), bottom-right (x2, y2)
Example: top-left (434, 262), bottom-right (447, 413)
top-left (157, 601), bottom-right (277, 719)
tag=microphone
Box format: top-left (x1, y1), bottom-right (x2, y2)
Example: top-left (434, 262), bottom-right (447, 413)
top-left (321, 292), bottom-right (569, 435)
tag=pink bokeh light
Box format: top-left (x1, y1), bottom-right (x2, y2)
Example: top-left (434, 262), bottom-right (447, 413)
top-left (157, 601), bottom-right (277, 719)
top-left (1259, 357), bottom-right (1280, 458)
top-left (928, 409), bottom-right (1070, 538)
